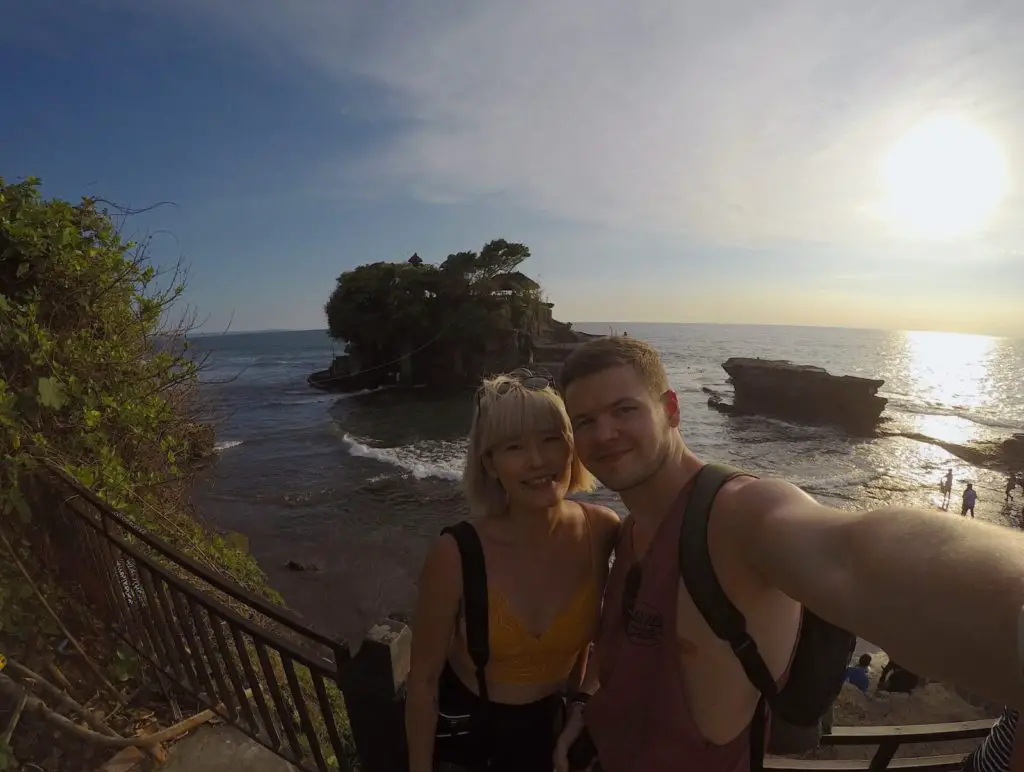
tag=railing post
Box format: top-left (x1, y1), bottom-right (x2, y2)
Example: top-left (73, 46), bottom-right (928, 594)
top-left (339, 618), bottom-right (411, 772)
top-left (868, 737), bottom-right (900, 771)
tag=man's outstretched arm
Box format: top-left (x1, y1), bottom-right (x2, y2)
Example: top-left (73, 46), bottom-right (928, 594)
top-left (727, 477), bottom-right (1024, 709)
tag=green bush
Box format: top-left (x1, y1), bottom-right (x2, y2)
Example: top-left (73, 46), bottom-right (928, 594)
top-left (0, 176), bottom-right (273, 606)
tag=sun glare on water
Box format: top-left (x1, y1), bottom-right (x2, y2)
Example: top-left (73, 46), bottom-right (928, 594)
top-left (901, 329), bottom-right (998, 445)
top-left (881, 115), bottom-right (1009, 239)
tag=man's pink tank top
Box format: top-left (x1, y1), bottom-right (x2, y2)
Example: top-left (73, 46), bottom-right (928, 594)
top-left (584, 481), bottom-right (758, 772)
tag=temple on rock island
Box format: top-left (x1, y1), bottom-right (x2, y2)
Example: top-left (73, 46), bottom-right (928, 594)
top-left (308, 242), bottom-right (602, 392)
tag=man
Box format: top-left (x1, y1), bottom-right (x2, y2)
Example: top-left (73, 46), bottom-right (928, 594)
top-left (942, 469), bottom-right (954, 509)
top-left (963, 483), bottom-right (978, 517)
top-left (553, 337), bottom-right (1024, 772)
top-left (845, 653), bottom-right (873, 694)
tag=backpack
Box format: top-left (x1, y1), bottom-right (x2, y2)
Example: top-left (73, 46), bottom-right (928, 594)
top-left (879, 661), bottom-right (920, 694)
top-left (679, 463), bottom-right (857, 771)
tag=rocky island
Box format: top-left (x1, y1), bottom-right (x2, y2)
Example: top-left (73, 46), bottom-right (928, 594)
top-left (707, 357), bottom-right (888, 435)
top-left (309, 239), bottom-right (600, 392)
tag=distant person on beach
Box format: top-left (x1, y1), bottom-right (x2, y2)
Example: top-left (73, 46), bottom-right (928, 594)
top-left (942, 469), bottom-right (954, 508)
top-left (1008, 473), bottom-right (1020, 501)
top-left (845, 653), bottom-right (873, 693)
top-left (552, 336), bottom-right (1024, 772)
top-left (962, 707), bottom-right (1023, 772)
top-left (963, 483), bottom-right (978, 517)
top-left (406, 370), bottom-right (620, 772)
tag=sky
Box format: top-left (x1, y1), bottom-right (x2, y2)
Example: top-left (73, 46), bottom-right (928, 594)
top-left (2, 1), bottom-right (1022, 336)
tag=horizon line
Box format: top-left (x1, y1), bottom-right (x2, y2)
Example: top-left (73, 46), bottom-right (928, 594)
top-left (187, 321), bottom-right (1015, 340)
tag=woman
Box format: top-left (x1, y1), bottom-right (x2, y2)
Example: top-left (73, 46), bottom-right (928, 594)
top-left (405, 370), bottom-right (620, 772)
top-left (962, 707), bottom-right (1023, 772)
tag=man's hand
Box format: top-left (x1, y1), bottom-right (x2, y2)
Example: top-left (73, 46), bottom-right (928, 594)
top-left (553, 705), bottom-right (586, 772)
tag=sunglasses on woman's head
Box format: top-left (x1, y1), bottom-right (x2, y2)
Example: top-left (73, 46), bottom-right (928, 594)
top-left (476, 369), bottom-right (554, 408)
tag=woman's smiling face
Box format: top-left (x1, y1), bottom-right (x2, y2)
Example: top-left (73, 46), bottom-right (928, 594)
top-left (486, 426), bottom-right (572, 510)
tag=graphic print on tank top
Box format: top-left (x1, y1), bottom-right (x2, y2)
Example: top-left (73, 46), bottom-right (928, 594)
top-left (623, 560), bottom-right (665, 648)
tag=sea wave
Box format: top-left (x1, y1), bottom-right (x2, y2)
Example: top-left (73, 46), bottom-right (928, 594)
top-left (341, 434), bottom-right (463, 481)
top-left (790, 469), bottom-right (886, 492)
top-left (267, 386), bottom-right (394, 408)
top-left (883, 395), bottom-right (1022, 432)
top-left (265, 395), bottom-right (340, 407)
top-left (215, 439), bottom-right (244, 452)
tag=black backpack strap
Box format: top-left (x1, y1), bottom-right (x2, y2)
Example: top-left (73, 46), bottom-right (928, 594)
top-left (440, 522), bottom-right (490, 709)
top-left (679, 464), bottom-right (777, 771)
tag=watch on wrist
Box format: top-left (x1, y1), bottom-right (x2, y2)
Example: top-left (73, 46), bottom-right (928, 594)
top-left (569, 691), bottom-right (592, 708)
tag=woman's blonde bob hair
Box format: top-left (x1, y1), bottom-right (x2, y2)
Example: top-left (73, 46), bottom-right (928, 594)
top-left (461, 372), bottom-right (594, 516)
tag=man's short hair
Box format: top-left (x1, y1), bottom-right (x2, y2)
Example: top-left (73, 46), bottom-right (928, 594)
top-left (857, 653), bottom-right (873, 668)
top-left (559, 335), bottom-right (670, 395)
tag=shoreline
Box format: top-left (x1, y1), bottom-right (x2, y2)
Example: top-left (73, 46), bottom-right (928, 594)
top-left (197, 443), bottom-right (1022, 645)
top-left (195, 455), bottom-right (470, 645)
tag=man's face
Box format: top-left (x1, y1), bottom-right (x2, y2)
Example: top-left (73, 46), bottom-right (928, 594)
top-left (564, 364), bottom-right (679, 492)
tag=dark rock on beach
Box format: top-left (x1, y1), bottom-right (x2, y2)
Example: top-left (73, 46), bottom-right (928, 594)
top-left (897, 431), bottom-right (1024, 472)
top-left (285, 559), bottom-right (321, 572)
top-left (708, 357), bottom-right (888, 436)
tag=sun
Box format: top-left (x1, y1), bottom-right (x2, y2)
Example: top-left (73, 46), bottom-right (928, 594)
top-left (881, 115), bottom-right (1009, 239)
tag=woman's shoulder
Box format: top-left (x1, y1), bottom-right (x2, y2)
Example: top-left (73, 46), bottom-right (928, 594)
top-left (421, 528), bottom-right (467, 583)
top-left (576, 501), bottom-right (623, 545)
top-left (579, 501), bottom-right (621, 524)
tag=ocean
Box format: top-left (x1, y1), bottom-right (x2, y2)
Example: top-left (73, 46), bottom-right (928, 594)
top-left (188, 324), bottom-right (1024, 644)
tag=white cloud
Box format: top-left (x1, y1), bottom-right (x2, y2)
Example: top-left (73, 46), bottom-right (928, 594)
top-left (186, 1), bottom-right (1024, 249)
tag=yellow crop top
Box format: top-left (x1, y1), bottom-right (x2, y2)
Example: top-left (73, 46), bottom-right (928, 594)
top-left (481, 507), bottom-right (600, 685)
top-left (484, 578), bottom-right (599, 685)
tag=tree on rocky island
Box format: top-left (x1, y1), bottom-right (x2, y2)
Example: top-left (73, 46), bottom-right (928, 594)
top-left (322, 239), bottom-right (553, 388)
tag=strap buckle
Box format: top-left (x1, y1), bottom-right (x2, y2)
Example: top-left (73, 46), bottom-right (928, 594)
top-left (730, 631), bottom-right (757, 657)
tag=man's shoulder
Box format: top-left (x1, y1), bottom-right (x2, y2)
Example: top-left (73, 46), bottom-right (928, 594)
top-left (706, 474), bottom-right (826, 565)
top-left (714, 473), bottom-right (815, 516)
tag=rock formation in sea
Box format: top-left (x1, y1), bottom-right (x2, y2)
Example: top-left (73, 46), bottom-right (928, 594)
top-left (706, 357), bottom-right (888, 435)
top-left (309, 240), bottom-right (601, 392)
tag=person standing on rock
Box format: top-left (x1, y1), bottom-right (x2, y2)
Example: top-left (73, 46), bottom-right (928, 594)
top-left (552, 336), bottom-right (1024, 772)
top-left (963, 483), bottom-right (978, 517)
top-left (405, 370), bottom-right (620, 772)
top-left (942, 469), bottom-right (954, 509)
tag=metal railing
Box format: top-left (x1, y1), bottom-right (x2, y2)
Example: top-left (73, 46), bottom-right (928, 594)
top-left (766, 718), bottom-right (994, 771)
top-left (42, 468), bottom-right (356, 772)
